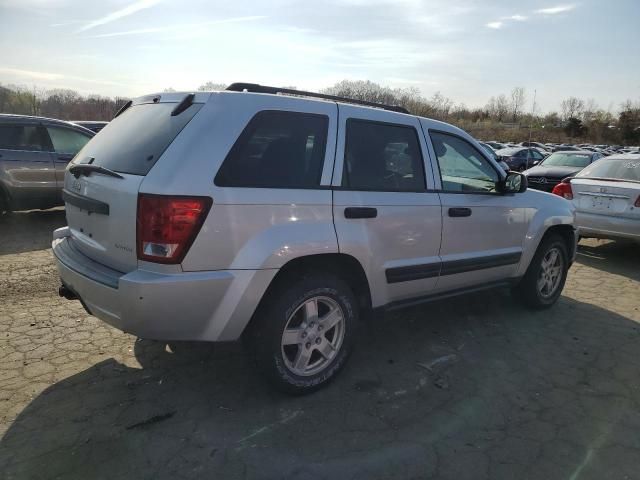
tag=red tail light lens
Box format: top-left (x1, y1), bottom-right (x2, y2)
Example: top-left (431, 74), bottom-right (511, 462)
top-left (137, 194), bottom-right (212, 264)
top-left (551, 181), bottom-right (573, 200)
top-left (635, 195), bottom-right (640, 208)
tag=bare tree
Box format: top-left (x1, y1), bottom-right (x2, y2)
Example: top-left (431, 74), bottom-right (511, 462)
top-left (197, 82), bottom-right (227, 91)
top-left (510, 87), bottom-right (526, 122)
top-left (560, 97), bottom-right (584, 121)
top-left (495, 94), bottom-right (510, 122)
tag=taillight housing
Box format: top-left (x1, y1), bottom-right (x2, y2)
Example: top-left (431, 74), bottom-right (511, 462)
top-left (635, 195), bottom-right (640, 207)
top-left (551, 180), bottom-right (573, 200)
top-left (136, 194), bottom-right (212, 264)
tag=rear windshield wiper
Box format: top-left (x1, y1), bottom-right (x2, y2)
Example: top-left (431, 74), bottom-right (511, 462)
top-left (69, 164), bottom-right (124, 179)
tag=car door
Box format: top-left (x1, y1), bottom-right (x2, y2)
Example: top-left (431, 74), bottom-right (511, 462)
top-left (46, 125), bottom-right (92, 191)
top-left (0, 122), bottom-right (57, 210)
top-left (332, 105), bottom-right (442, 308)
top-left (423, 127), bottom-right (529, 293)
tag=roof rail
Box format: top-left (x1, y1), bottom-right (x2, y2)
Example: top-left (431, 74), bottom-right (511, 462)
top-left (225, 83), bottom-right (410, 114)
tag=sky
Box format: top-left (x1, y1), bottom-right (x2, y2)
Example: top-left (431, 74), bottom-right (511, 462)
top-left (0, 0), bottom-right (638, 113)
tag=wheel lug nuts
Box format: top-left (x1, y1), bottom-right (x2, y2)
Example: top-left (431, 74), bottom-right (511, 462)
top-left (302, 332), bottom-right (307, 338)
top-left (315, 337), bottom-right (321, 345)
top-left (309, 322), bottom-right (315, 328)
top-left (317, 325), bottom-right (323, 331)
top-left (306, 342), bottom-right (311, 349)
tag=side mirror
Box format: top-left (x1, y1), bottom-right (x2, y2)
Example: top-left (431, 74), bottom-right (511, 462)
top-left (499, 171), bottom-right (527, 194)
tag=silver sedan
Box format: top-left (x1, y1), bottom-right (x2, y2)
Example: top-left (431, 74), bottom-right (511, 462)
top-left (556, 154), bottom-right (640, 242)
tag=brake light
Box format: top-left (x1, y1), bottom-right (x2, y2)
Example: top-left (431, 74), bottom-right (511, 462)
top-left (137, 194), bottom-right (212, 264)
top-left (635, 195), bottom-right (640, 207)
top-left (551, 181), bottom-right (573, 200)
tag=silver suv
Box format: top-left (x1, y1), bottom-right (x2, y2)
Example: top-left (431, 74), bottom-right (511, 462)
top-left (53, 84), bottom-right (577, 394)
top-left (0, 114), bottom-right (94, 214)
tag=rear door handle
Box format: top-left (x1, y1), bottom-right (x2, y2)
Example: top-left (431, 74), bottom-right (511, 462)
top-left (448, 207), bottom-right (472, 217)
top-left (344, 207), bottom-right (377, 219)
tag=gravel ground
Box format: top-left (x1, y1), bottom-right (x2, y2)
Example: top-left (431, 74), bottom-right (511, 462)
top-left (1, 209), bottom-right (639, 480)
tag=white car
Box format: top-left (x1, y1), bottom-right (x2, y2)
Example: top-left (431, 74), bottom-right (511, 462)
top-left (552, 153), bottom-right (640, 242)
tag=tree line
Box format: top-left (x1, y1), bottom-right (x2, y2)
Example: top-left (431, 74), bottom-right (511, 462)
top-left (1, 80), bottom-right (639, 145)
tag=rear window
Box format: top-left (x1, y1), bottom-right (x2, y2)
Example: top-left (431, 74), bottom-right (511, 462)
top-left (577, 157), bottom-right (640, 182)
top-left (72, 102), bottom-right (202, 175)
top-left (215, 110), bottom-right (329, 188)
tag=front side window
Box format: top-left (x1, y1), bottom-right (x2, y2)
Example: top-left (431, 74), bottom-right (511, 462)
top-left (47, 127), bottom-right (91, 155)
top-left (215, 111), bottom-right (328, 188)
top-left (342, 120), bottom-right (426, 192)
top-left (0, 124), bottom-right (50, 151)
top-left (430, 131), bottom-right (499, 193)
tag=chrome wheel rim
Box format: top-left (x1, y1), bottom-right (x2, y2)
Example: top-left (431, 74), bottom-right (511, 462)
top-left (280, 296), bottom-right (345, 377)
top-left (537, 247), bottom-right (564, 299)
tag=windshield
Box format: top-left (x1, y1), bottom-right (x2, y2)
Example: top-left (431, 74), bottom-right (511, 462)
top-left (542, 152), bottom-right (591, 167)
top-left (577, 157), bottom-right (640, 181)
top-left (72, 102), bottom-right (202, 175)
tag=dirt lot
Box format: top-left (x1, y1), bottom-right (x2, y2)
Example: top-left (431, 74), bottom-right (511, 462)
top-left (1, 209), bottom-right (639, 480)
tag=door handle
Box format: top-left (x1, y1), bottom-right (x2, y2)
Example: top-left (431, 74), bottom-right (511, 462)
top-left (344, 207), bottom-right (377, 219)
top-left (448, 207), bottom-right (472, 217)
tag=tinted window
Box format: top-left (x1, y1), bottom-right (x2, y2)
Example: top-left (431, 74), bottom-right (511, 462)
top-left (73, 102), bottom-right (202, 176)
top-left (47, 127), bottom-right (91, 155)
top-left (0, 124), bottom-right (50, 151)
top-left (342, 120), bottom-right (425, 192)
top-left (215, 111), bottom-right (328, 188)
top-left (430, 131), bottom-right (499, 193)
top-left (577, 157), bottom-right (640, 182)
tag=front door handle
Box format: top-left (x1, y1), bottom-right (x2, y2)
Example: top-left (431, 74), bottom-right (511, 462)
top-left (344, 207), bottom-right (378, 219)
top-left (448, 207), bottom-right (472, 217)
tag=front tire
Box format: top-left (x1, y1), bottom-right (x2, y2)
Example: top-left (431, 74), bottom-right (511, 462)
top-left (516, 234), bottom-right (569, 309)
top-left (247, 273), bottom-right (358, 395)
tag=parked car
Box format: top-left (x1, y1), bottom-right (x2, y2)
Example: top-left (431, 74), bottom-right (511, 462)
top-left (496, 147), bottom-right (546, 171)
top-left (71, 121), bottom-right (108, 133)
top-left (552, 153), bottom-right (639, 242)
top-left (524, 151), bottom-right (603, 192)
top-left (0, 114), bottom-right (94, 214)
top-left (521, 141), bottom-right (550, 152)
top-left (479, 141), bottom-right (509, 171)
top-left (485, 141), bottom-right (506, 151)
top-left (52, 83), bottom-right (577, 394)
top-left (553, 145), bottom-right (581, 152)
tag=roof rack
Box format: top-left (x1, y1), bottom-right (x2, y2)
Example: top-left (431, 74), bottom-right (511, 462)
top-left (225, 83), bottom-right (410, 114)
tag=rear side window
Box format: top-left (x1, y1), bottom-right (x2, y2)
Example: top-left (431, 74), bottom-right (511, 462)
top-left (342, 120), bottom-right (426, 192)
top-left (47, 127), bottom-right (91, 155)
top-left (73, 102), bottom-right (202, 175)
top-left (215, 111), bottom-right (329, 188)
top-left (0, 124), bottom-right (50, 152)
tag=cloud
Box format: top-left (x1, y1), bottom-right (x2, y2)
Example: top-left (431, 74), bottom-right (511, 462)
top-left (503, 14), bottom-right (528, 21)
top-left (77, 0), bottom-right (161, 32)
top-left (0, 67), bottom-right (129, 87)
top-left (486, 21), bottom-right (503, 29)
top-left (87, 15), bottom-right (266, 38)
top-left (535, 4), bottom-right (576, 15)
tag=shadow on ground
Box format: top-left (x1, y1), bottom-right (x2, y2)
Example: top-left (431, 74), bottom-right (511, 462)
top-left (576, 238), bottom-right (640, 282)
top-left (2, 293), bottom-right (639, 480)
top-left (0, 209), bottom-right (66, 255)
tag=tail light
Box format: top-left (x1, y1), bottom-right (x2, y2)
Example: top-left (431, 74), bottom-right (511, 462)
top-left (635, 195), bottom-right (640, 207)
top-left (551, 180), bottom-right (573, 200)
top-left (137, 194), bottom-right (212, 264)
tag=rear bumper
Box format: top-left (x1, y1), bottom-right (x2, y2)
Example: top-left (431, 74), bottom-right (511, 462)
top-left (576, 211), bottom-right (640, 241)
top-left (52, 229), bottom-right (276, 342)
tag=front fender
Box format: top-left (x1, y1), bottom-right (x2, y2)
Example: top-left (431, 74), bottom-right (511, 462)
top-left (516, 193), bottom-right (576, 277)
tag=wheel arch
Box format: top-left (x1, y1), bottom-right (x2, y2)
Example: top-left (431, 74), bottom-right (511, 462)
top-left (242, 253), bottom-right (372, 337)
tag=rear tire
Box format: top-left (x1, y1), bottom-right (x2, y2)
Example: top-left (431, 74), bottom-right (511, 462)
top-left (246, 273), bottom-right (358, 395)
top-left (515, 234), bottom-right (569, 309)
